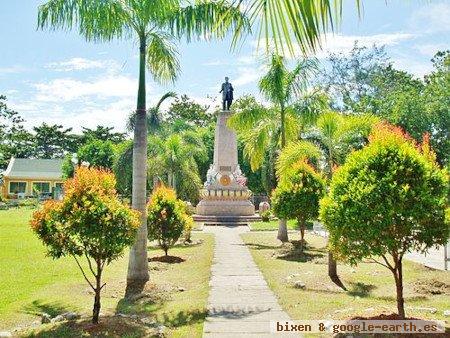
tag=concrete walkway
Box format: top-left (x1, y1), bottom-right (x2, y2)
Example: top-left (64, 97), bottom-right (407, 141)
top-left (203, 226), bottom-right (296, 338)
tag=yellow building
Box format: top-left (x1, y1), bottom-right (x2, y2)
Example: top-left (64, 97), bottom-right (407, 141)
top-left (1, 158), bottom-right (64, 199)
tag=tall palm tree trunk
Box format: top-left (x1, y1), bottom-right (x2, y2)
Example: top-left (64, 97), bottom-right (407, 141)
top-left (126, 35), bottom-right (149, 296)
top-left (277, 106), bottom-right (289, 242)
top-left (326, 154), bottom-right (345, 290)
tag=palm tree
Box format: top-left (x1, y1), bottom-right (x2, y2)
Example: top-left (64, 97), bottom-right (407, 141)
top-left (276, 111), bottom-right (378, 288)
top-left (230, 0), bottom-right (361, 56)
top-left (230, 55), bottom-right (317, 242)
top-left (127, 92), bottom-right (177, 134)
top-left (38, 0), bottom-right (247, 296)
top-left (149, 132), bottom-right (205, 203)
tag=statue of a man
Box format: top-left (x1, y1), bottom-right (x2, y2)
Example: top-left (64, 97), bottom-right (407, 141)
top-left (219, 76), bottom-right (234, 111)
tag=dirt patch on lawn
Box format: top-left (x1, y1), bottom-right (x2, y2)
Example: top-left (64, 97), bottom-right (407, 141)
top-left (149, 255), bottom-right (186, 264)
top-left (413, 279), bottom-right (450, 295)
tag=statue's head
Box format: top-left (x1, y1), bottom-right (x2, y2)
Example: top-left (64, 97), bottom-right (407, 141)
top-left (225, 76), bottom-right (229, 83)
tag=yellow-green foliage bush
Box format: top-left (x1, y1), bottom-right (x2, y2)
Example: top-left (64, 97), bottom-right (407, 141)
top-left (320, 123), bottom-right (449, 318)
top-left (147, 186), bottom-right (193, 255)
top-left (31, 167), bottom-right (140, 323)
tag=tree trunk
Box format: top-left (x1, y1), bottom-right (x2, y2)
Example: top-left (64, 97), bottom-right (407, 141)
top-left (92, 263), bottom-right (102, 324)
top-left (277, 218), bottom-right (289, 242)
top-left (299, 217), bottom-right (305, 252)
top-left (393, 257), bottom-right (405, 319)
top-left (126, 35), bottom-right (149, 297)
top-left (277, 106), bottom-right (289, 242)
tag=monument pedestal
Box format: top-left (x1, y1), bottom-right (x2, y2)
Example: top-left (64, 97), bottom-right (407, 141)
top-left (193, 110), bottom-right (259, 223)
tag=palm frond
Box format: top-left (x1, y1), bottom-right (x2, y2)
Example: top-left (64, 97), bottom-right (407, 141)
top-left (276, 140), bottom-right (321, 179)
top-left (241, 118), bottom-right (277, 171)
top-left (146, 32), bottom-right (180, 84)
top-left (231, 0), bottom-right (361, 56)
top-left (167, 1), bottom-right (250, 43)
top-left (227, 101), bottom-right (272, 132)
top-left (38, 0), bottom-right (133, 41)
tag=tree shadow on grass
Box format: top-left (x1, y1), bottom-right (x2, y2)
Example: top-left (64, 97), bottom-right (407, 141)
top-left (22, 300), bottom-right (75, 317)
top-left (242, 243), bottom-right (281, 250)
top-left (22, 316), bottom-right (153, 338)
top-left (274, 241), bottom-right (326, 263)
top-left (347, 282), bottom-right (377, 298)
top-left (160, 309), bottom-right (208, 328)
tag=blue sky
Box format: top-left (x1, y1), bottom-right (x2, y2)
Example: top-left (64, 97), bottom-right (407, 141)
top-left (0, 0), bottom-right (449, 133)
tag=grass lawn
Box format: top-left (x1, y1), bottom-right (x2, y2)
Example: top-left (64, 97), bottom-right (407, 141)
top-left (249, 219), bottom-right (298, 231)
top-left (241, 232), bottom-right (450, 324)
top-left (0, 209), bottom-right (214, 337)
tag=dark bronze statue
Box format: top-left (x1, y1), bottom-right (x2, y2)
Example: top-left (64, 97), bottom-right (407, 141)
top-left (220, 77), bottom-right (234, 110)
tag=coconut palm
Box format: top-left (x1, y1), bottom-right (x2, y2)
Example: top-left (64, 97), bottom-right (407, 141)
top-left (38, 0), bottom-right (247, 296)
top-left (127, 92), bottom-right (177, 134)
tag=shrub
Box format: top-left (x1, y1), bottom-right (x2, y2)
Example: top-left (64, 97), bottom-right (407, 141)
top-left (147, 186), bottom-right (193, 255)
top-left (320, 124), bottom-right (449, 318)
top-left (260, 210), bottom-right (272, 222)
top-left (30, 167), bottom-right (139, 324)
top-left (272, 161), bottom-right (326, 247)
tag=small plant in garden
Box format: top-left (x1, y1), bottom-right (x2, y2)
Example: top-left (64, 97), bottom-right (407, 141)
top-left (147, 186), bottom-right (193, 256)
top-left (272, 160), bottom-right (326, 250)
top-left (260, 210), bottom-right (272, 222)
top-left (320, 123), bottom-right (449, 319)
top-left (30, 167), bottom-right (140, 324)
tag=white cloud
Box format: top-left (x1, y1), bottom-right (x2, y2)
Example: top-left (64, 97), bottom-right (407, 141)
top-left (413, 43), bottom-right (448, 58)
top-left (315, 33), bottom-right (416, 58)
top-left (33, 75), bottom-right (138, 102)
top-left (233, 66), bottom-right (263, 86)
top-left (251, 32), bottom-right (416, 59)
top-left (45, 57), bottom-right (121, 72)
top-left (0, 65), bottom-right (28, 75)
top-left (409, 2), bottom-right (450, 34)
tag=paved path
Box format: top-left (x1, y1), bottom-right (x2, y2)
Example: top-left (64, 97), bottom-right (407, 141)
top-left (203, 226), bottom-right (296, 338)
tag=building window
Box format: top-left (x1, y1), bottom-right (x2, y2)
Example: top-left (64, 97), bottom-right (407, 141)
top-left (32, 182), bottom-right (51, 195)
top-left (55, 182), bottom-right (64, 190)
top-left (9, 181), bottom-right (27, 194)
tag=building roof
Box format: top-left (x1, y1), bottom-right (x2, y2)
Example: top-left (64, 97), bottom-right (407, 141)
top-left (3, 158), bottom-right (63, 180)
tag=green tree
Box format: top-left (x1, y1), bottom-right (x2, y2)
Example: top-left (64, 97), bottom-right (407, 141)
top-left (149, 132), bottom-right (205, 204)
top-left (320, 124), bottom-right (449, 318)
top-left (31, 167), bottom-right (140, 324)
top-left (81, 126), bottom-right (126, 144)
top-left (272, 161), bottom-right (326, 250)
top-left (0, 95), bottom-right (33, 168)
top-left (320, 43), bottom-right (388, 111)
top-left (422, 51), bottom-right (450, 165)
top-left (32, 123), bottom-right (78, 158)
top-left (38, 0), bottom-right (247, 296)
top-left (127, 91), bottom-right (177, 135)
top-left (167, 94), bottom-right (213, 128)
top-left (147, 185), bottom-right (192, 256)
top-left (63, 139), bottom-right (117, 178)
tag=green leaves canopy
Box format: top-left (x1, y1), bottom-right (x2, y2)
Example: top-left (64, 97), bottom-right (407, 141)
top-left (319, 125), bottom-right (449, 265)
top-left (272, 161), bottom-right (326, 222)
